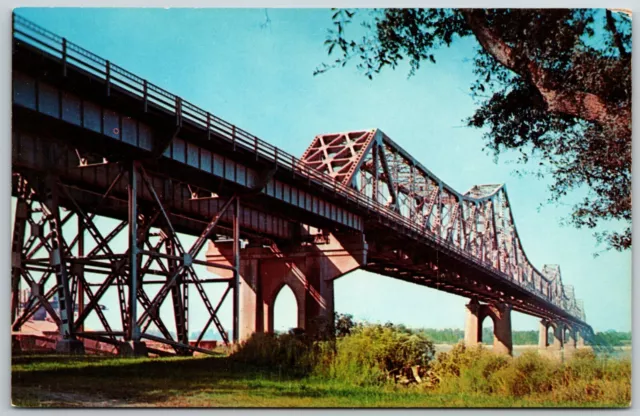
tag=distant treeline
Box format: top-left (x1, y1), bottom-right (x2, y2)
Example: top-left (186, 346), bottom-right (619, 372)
top-left (412, 328), bottom-right (538, 345)
top-left (150, 323), bottom-right (631, 347)
top-left (592, 330), bottom-right (631, 347)
top-left (414, 328), bottom-right (631, 347)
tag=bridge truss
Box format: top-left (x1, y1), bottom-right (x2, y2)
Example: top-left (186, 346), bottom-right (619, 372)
top-left (12, 161), bottom-right (241, 355)
top-left (10, 14), bottom-right (589, 356)
top-left (301, 129), bottom-right (586, 321)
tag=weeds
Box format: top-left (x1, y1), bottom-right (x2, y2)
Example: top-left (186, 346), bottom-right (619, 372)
top-left (429, 343), bottom-right (630, 406)
top-left (15, 323), bottom-right (629, 407)
top-left (231, 326), bottom-right (631, 407)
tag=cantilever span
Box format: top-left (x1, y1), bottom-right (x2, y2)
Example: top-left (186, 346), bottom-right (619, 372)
top-left (11, 15), bottom-right (590, 358)
top-left (301, 129), bottom-right (585, 323)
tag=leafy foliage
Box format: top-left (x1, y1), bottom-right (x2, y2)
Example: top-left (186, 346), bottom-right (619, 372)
top-left (232, 322), bottom-right (436, 386)
top-left (324, 323), bottom-right (436, 385)
top-left (414, 328), bottom-right (540, 345)
top-left (317, 8), bottom-right (631, 251)
top-left (590, 330), bottom-right (632, 350)
top-left (429, 344), bottom-right (630, 405)
top-left (334, 312), bottom-right (356, 337)
top-left (230, 330), bottom-right (317, 376)
top-left (230, 315), bottom-right (630, 406)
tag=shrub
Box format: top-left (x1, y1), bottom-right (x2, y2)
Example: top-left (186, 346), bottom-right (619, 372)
top-left (430, 345), bottom-right (630, 405)
top-left (430, 343), bottom-right (510, 394)
top-left (489, 351), bottom-right (558, 397)
top-left (231, 330), bottom-right (316, 376)
top-left (232, 323), bottom-right (437, 386)
top-left (430, 343), bottom-right (485, 379)
top-left (334, 312), bottom-right (356, 337)
top-left (549, 350), bottom-right (631, 405)
top-left (231, 323), bottom-right (631, 406)
top-left (322, 323), bottom-right (436, 386)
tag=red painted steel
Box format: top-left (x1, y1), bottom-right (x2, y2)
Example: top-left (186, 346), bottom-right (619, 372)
top-left (10, 15), bottom-right (590, 357)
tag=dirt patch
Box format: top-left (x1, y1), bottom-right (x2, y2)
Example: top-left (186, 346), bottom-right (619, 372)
top-left (12, 387), bottom-right (153, 408)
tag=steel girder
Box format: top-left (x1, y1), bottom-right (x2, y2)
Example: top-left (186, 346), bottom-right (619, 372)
top-left (11, 161), bottom-right (241, 355)
top-left (301, 128), bottom-right (586, 322)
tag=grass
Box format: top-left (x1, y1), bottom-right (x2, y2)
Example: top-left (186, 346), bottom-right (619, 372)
top-left (11, 352), bottom-right (629, 408)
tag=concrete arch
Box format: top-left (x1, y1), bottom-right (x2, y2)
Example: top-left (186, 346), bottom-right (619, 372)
top-left (563, 324), bottom-right (578, 349)
top-left (538, 320), bottom-right (564, 350)
top-left (538, 320), bottom-right (557, 348)
top-left (465, 300), bottom-right (513, 355)
top-left (478, 311), bottom-right (496, 344)
top-left (545, 320), bottom-right (559, 330)
top-left (262, 274), bottom-right (307, 334)
top-left (269, 283), bottom-right (302, 333)
top-left (573, 326), bottom-right (586, 347)
top-left (545, 324), bottom-right (554, 347)
top-left (208, 232), bottom-right (366, 341)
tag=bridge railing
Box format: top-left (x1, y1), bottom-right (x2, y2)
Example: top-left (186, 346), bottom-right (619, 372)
top-left (12, 14), bottom-right (584, 323)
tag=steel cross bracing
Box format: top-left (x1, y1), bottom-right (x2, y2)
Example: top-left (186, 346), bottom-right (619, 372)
top-left (11, 162), bottom-right (241, 355)
top-left (11, 14), bottom-right (588, 344)
top-left (301, 129), bottom-right (586, 323)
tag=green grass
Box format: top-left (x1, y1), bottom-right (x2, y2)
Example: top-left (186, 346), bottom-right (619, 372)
top-left (11, 353), bottom-right (629, 408)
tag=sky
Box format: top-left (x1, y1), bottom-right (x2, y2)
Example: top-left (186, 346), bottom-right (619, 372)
top-left (12, 8), bottom-right (631, 336)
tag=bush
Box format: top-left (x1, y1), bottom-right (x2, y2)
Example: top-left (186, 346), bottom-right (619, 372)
top-left (491, 351), bottom-right (558, 397)
top-left (232, 323), bottom-right (437, 386)
top-left (323, 323), bottom-right (436, 386)
top-left (430, 343), bottom-right (510, 394)
top-left (231, 330), bottom-right (316, 376)
top-left (334, 312), bottom-right (356, 337)
top-left (429, 345), bottom-right (630, 405)
top-left (231, 322), bottom-right (630, 406)
top-left (549, 350), bottom-right (631, 404)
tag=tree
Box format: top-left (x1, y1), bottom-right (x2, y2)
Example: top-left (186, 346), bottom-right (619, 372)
top-left (316, 9), bottom-right (631, 251)
top-left (334, 312), bottom-right (356, 337)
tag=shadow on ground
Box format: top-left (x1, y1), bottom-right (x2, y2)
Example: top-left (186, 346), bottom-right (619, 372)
top-left (12, 352), bottom-right (316, 407)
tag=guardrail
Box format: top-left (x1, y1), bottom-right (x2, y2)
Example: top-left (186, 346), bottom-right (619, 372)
top-left (12, 14), bottom-right (584, 322)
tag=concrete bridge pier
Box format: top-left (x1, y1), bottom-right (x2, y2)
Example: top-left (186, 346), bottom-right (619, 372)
top-left (539, 320), bottom-right (549, 349)
top-left (550, 323), bottom-right (564, 350)
top-left (563, 325), bottom-right (577, 351)
top-left (207, 232), bottom-right (367, 342)
top-left (464, 299), bottom-right (513, 355)
top-left (561, 324), bottom-right (579, 359)
top-left (539, 319), bottom-right (563, 350)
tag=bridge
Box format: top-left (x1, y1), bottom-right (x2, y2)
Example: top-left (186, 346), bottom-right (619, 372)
top-left (11, 15), bottom-right (591, 357)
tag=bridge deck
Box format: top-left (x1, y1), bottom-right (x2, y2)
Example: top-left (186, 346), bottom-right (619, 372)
top-left (11, 14), bottom-right (588, 330)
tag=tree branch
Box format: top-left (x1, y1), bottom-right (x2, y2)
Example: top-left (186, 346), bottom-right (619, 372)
top-left (605, 9), bottom-right (629, 59)
top-left (461, 9), bottom-right (630, 136)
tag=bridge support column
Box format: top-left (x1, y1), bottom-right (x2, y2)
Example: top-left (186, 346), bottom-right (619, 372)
top-left (124, 160), bottom-right (147, 357)
top-left (576, 331), bottom-right (585, 348)
top-left (43, 175), bottom-right (84, 355)
top-left (539, 320), bottom-right (549, 349)
top-left (550, 323), bottom-right (564, 350)
top-left (464, 299), bottom-right (482, 348)
top-left (564, 325), bottom-right (577, 351)
top-left (464, 299), bottom-right (513, 355)
top-left (208, 232), bottom-right (367, 342)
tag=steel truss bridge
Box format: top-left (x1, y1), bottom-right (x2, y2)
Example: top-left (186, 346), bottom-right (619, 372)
top-left (10, 15), bottom-right (590, 356)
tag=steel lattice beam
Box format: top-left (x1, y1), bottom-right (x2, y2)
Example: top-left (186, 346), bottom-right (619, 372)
top-left (301, 129), bottom-right (587, 323)
top-left (11, 160), bottom-right (243, 354)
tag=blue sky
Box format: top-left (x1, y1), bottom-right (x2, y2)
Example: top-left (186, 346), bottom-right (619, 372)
top-left (13, 8), bottom-right (631, 335)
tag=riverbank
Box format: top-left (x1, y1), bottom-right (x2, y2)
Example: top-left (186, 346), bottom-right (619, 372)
top-left (11, 352), bottom-right (630, 408)
top-left (433, 343), bottom-right (631, 358)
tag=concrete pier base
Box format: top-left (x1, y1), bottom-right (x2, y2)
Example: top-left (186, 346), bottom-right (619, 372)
top-left (208, 232), bottom-right (367, 341)
top-left (118, 341), bottom-right (148, 357)
top-left (12, 335), bottom-right (22, 354)
top-left (55, 339), bottom-right (85, 355)
top-left (464, 299), bottom-right (512, 355)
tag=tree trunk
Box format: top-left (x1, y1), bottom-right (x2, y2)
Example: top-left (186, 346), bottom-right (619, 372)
top-left (461, 9), bottom-right (631, 138)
